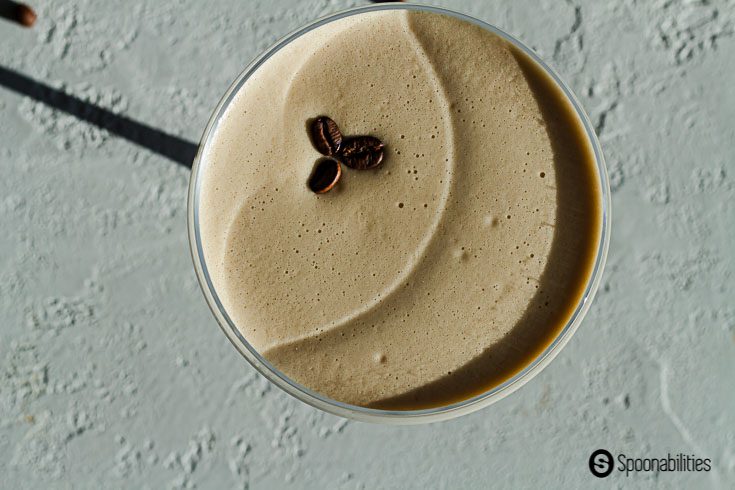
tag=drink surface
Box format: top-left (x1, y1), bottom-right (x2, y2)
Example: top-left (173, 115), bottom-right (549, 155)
top-left (197, 9), bottom-right (601, 409)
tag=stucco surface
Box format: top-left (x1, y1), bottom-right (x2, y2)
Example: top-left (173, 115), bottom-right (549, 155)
top-left (1, 0), bottom-right (733, 488)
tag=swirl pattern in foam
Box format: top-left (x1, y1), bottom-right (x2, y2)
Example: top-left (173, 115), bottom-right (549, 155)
top-left (198, 10), bottom-right (601, 409)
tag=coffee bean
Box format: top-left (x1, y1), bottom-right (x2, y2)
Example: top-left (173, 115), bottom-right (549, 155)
top-left (308, 158), bottom-right (342, 193)
top-left (339, 136), bottom-right (385, 170)
top-left (310, 116), bottom-right (342, 156)
top-left (0, 2), bottom-right (37, 27)
top-left (16, 4), bottom-right (36, 27)
top-left (342, 147), bottom-right (384, 170)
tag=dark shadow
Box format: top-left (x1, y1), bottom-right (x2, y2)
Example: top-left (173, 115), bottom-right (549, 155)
top-left (0, 65), bottom-right (197, 168)
top-left (370, 46), bottom-right (603, 410)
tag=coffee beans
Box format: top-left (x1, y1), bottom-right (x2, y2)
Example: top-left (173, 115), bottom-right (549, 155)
top-left (308, 158), bottom-right (342, 194)
top-left (340, 136), bottom-right (385, 170)
top-left (310, 116), bottom-right (342, 156)
top-left (307, 116), bottom-right (386, 193)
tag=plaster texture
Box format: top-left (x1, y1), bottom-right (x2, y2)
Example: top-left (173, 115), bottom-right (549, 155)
top-left (0, 0), bottom-right (733, 488)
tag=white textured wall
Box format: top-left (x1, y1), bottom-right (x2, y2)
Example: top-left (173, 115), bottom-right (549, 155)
top-left (1, 0), bottom-right (733, 488)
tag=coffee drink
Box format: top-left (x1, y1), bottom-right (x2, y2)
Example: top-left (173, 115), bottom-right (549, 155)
top-left (196, 9), bottom-right (602, 409)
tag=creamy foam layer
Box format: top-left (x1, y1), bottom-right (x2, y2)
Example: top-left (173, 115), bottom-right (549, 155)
top-left (198, 10), bottom-right (601, 408)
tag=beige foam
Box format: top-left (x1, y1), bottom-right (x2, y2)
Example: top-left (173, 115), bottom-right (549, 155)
top-left (198, 10), bottom-right (601, 409)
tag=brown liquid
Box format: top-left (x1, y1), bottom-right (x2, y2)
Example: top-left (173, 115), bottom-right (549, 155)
top-left (197, 10), bottom-right (602, 410)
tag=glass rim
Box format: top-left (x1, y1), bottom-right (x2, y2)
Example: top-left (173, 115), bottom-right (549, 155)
top-left (187, 2), bottom-right (612, 425)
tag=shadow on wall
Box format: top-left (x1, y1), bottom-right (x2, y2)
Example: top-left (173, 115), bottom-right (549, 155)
top-left (0, 65), bottom-right (197, 168)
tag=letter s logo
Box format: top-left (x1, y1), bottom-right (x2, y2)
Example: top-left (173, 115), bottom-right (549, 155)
top-left (589, 449), bottom-right (614, 478)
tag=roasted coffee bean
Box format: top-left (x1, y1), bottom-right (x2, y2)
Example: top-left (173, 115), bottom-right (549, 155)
top-left (339, 136), bottom-right (385, 170)
top-left (342, 147), bottom-right (384, 170)
top-left (310, 116), bottom-right (343, 156)
top-left (0, 2), bottom-right (37, 27)
top-left (308, 158), bottom-right (342, 193)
